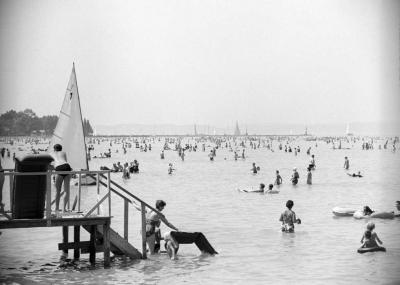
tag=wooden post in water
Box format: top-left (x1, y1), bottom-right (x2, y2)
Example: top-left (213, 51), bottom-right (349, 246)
top-left (141, 202), bottom-right (147, 259)
top-left (74, 226), bottom-right (80, 260)
top-left (62, 226), bottom-right (68, 256)
top-left (89, 225), bottom-right (96, 265)
top-left (103, 220), bottom-right (111, 268)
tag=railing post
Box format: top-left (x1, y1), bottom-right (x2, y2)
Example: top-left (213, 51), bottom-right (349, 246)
top-left (78, 173), bottom-right (81, 212)
top-left (107, 171), bottom-right (111, 217)
top-left (124, 199), bottom-right (128, 241)
top-left (9, 172), bottom-right (14, 213)
top-left (96, 173), bottom-right (100, 215)
top-left (141, 202), bottom-right (147, 259)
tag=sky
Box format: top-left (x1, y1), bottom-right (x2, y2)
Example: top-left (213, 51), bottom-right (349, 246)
top-left (0, 0), bottom-right (399, 128)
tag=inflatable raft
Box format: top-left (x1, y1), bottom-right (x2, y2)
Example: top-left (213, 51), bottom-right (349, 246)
top-left (353, 210), bottom-right (395, 219)
top-left (357, 246), bottom-right (386, 254)
top-left (332, 207), bottom-right (356, 217)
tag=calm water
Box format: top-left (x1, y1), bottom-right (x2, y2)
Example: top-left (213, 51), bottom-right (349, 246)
top-left (1, 137), bottom-right (399, 284)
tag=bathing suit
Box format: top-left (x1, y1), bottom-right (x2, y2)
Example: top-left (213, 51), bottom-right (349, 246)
top-left (55, 163), bottom-right (72, 177)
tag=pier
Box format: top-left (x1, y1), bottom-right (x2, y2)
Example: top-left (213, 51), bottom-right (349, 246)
top-left (0, 168), bottom-right (165, 268)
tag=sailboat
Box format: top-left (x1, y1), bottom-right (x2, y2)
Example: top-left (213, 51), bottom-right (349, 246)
top-left (49, 63), bottom-right (95, 185)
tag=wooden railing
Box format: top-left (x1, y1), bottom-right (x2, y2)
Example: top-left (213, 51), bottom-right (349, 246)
top-left (1, 170), bottom-right (111, 225)
top-left (87, 173), bottom-right (168, 259)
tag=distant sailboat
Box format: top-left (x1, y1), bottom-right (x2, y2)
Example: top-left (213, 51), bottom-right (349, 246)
top-left (234, 121), bottom-right (241, 136)
top-left (346, 123), bottom-right (353, 136)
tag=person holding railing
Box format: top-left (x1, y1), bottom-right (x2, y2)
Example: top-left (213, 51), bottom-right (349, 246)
top-left (145, 200), bottom-right (178, 255)
top-left (51, 144), bottom-right (72, 216)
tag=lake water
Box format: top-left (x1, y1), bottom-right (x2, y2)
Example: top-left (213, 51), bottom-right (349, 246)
top-left (1, 136), bottom-right (399, 284)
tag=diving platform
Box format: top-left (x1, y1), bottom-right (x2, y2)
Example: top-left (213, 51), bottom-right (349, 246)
top-left (0, 155), bottom-right (167, 268)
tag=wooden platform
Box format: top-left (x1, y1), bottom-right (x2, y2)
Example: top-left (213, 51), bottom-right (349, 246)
top-left (0, 216), bottom-right (112, 268)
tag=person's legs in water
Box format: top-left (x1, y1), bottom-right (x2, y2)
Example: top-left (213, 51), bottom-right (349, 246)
top-left (146, 233), bottom-right (156, 254)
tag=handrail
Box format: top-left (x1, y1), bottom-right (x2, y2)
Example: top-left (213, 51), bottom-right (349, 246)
top-left (95, 173), bottom-right (163, 216)
top-left (2, 170), bottom-right (110, 176)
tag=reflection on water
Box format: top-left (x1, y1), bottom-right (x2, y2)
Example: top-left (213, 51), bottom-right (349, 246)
top-left (0, 137), bottom-right (399, 284)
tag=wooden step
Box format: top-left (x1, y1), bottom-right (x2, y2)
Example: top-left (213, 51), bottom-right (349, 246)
top-left (83, 225), bottom-right (142, 259)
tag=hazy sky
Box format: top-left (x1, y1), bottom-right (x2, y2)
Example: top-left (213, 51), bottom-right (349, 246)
top-left (0, 0), bottom-right (399, 127)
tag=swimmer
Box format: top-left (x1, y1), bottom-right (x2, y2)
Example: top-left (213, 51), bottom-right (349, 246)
top-left (347, 171), bottom-right (362, 177)
top-left (306, 167), bottom-right (312, 185)
top-left (168, 163), bottom-right (175, 175)
top-left (251, 163), bottom-right (258, 174)
top-left (163, 231), bottom-right (179, 260)
top-left (343, 156), bottom-right (350, 170)
top-left (279, 200), bottom-right (301, 233)
top-left (265, 184), bottom-right (274, 193)
top-left (363, 206), bottom-right (374, 216)
top-left (360, 222), bottom-right (383, 248)
top-left (290, 167), bottom-right (299, 185)
top-left (274, 170), bottom-right (282, 185)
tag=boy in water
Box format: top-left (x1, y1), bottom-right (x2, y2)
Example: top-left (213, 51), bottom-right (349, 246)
top-left (344, 157), bottom-right (350, 170)
top-left (274, 170), bottom-right (282, 185)
top-left (279, 200), bottom-right (301, 232)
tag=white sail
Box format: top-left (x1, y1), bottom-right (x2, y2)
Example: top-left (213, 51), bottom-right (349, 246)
top-left (49, 63), bottom-right (88, 170)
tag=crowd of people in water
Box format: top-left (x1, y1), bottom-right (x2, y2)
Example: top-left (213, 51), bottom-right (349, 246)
top-left (0, 134), bottom-right (399, 258)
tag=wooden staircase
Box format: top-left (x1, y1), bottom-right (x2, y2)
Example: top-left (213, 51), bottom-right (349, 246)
top-left (83, 225), bottom-right (142, 259)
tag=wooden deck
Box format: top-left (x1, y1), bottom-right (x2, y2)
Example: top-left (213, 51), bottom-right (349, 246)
top-left (0, 216), bottom-right (112, 268)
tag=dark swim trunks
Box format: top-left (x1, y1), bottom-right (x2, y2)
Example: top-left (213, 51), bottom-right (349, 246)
top-left (55, 163), bottom-right (72, 177)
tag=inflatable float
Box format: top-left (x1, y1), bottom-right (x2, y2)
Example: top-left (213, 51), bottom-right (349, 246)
top-left (353, 210), bottom-right (395, 219)
top-left (238, 188), bottom-right (263, 193)
top-left (332, 207), bottom-right (356, 217)
top-left (265, 190), bottom-right (280, 194)
top-left (357, 246), bottom-right (386, 254)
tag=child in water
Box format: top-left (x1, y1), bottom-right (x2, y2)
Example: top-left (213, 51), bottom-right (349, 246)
top-left (360, 222), bottom-right (383, 248)
top-left (279, 200), bottom-right (301, 233)
top-left (168, 163), bottom-right (175, 175)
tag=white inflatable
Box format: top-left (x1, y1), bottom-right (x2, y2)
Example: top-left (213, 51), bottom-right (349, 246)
top-left (353, 210), bottom-right (395, 219)
top-left (332, 207), bottom-right (356, 217)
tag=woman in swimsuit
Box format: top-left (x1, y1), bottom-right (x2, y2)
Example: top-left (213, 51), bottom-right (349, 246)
top-left (145, 200), bottom-right (179, 254)
top-left (52, 144), bottom-right (72, 214)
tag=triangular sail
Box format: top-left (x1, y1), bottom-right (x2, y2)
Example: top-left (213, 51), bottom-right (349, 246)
top-left (49, 63), bottom-right (88, 170)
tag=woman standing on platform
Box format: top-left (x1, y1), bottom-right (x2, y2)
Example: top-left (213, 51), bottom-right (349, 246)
top-left (52, 144), bottom-right (72, 215)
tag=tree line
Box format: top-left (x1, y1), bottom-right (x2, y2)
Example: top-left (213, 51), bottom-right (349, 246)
top-left (0, 109), bottom-right (94, 136)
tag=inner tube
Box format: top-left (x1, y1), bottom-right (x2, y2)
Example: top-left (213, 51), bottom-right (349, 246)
top-left (332, 207), bottom-right (355, 217)
top-left (357, 247), bottom-right (386, 254)
top-left (353, 210), bottom-right (395, 219)
top-left (266, 190), bottom-right (280, 194)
